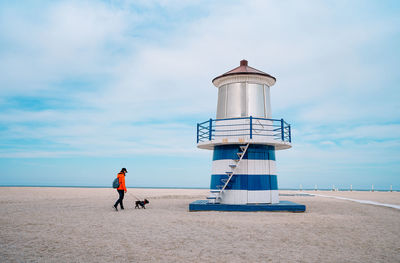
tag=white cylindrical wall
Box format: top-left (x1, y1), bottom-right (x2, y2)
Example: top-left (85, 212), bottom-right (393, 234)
top-left (220, 190), bottom-right (279, 204)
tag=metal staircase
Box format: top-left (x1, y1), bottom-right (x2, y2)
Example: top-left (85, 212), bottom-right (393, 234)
top-left (207, 143), bottom-right (250, 203)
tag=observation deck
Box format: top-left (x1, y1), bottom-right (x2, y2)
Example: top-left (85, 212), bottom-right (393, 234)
top-left (197, 116), bottom-right (292, 150)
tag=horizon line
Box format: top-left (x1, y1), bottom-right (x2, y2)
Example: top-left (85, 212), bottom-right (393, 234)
top-left (0, 185), bottom-right (398, 191)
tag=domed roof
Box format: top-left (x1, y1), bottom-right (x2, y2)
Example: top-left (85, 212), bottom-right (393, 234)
top-left (212, 60), bottom-right (276, 86)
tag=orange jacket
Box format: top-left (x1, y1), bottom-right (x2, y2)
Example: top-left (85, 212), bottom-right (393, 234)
top-left (117, 172), bottom-right (127, 191)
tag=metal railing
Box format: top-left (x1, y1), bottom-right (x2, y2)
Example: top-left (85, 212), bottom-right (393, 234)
top-left (196, 116), bottom-right (291, 143)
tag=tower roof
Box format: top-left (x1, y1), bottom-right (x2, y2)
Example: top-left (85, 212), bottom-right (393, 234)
top-left (212, 60), bottom-right (276, 86)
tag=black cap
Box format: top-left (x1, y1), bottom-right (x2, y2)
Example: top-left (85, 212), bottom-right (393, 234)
top-left (121, 168), bottom-right (127, 173)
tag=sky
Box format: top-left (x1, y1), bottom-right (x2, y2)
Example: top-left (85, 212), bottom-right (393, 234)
top-left (0, 0), bottom-right (399, 190)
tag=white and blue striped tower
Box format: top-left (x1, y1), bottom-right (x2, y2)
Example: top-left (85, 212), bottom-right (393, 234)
top-left (190, 60), bottom-right (304, 211)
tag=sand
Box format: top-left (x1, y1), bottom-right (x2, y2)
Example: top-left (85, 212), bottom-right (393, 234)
top-left (0, 187), bottom-right (399, 263)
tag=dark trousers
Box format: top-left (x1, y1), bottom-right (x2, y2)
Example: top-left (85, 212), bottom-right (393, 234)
top-left (114, 190), bottom-right (125, 209)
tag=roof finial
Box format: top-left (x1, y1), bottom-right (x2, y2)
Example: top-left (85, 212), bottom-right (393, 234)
top-left (240, 59), bottom-right (248, 66)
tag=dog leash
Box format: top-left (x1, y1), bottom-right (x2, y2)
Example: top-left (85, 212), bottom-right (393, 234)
top-left (128, 193), bottom-right (142, 201)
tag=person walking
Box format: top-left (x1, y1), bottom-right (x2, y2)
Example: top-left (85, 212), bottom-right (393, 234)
top-left (113, 168), bottom-right (127, 211)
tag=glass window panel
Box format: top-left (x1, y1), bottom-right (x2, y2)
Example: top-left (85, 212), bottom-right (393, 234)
top-left (226, 83), bottom-right (246, 118)
top-left (264, 85), bottom-right (272, 118)
top-left (247, 83), bottom-right (265, 117)
top-left (240, 83), bottom-right (246, 117)
top-left (216, 85), bottom-right (227, 119)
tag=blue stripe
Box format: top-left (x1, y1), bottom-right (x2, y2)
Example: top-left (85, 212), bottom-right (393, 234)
top-left (210, 174), bottom-right (278, 190)
top-left (213, 144), bottom-right (275, 161)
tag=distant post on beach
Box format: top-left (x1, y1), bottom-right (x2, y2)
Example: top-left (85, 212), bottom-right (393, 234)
top-left (350, 184), bottom-right (352, 191)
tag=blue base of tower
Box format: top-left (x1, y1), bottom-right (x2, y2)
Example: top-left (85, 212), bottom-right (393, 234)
top-left (189, 200), bottom-right (306, 212)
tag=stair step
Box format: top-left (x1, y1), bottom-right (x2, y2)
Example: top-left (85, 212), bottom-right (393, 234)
top-left (229, 164), bottom-right (237, 168)
top-left (237, 152), bottom-right (243, 157)
top-left (221, 179), bottom-right (235, 184)
top-left (240, 146), bottom-right (247, 151)
top-left (233, 159), bottom-right (240, 163)
top-left (210, 190), bottom-right (220, 193)
top-left (225, 171), bottom-right (233, 174)
top-left (206, 196), bottom-right (217, 199)
top-left (216, 185), bottom-right (224, 189)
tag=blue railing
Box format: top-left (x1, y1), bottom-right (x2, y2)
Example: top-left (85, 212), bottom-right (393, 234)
top-left (197, 116), bottom-right (291, 143)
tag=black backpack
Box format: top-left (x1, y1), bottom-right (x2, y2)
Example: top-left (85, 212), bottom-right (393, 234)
top-left (112, 178), bottom-right (120, 189)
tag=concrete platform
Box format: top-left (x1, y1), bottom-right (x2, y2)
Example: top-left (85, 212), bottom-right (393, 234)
top-left (189, 200), bottom-right (306, 212)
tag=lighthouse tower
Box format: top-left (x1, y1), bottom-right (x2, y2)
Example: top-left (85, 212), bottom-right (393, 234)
top-left (190, 60), bottom-right (305, 212)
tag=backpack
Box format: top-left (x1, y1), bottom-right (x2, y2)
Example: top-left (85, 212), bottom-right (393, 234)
top-left (112, 177), bottom-right (120, 189)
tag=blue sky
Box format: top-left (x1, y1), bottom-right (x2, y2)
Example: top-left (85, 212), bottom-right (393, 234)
top-left (0, 0), bottom-right (399, 189)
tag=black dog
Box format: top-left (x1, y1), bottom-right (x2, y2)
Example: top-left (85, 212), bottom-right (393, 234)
top-left (135, 199), bottom-right (149, 209)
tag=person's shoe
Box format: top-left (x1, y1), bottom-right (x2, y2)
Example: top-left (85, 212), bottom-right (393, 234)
top-left (113, 205), bottom-right (118, 211)
top-left (121, 207), bottom-right (124, 210)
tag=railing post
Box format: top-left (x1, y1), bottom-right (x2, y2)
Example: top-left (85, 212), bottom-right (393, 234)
top-left (280, 118), bottom-right (284, 141)
top-left (288, 124), bottom-right (291, 143)
top-left (208, 118), bottom-right (212, 141)
top-left (197, 123), bottom-right (199, 143)
top-left (250, 116), bottom-right (253, 139)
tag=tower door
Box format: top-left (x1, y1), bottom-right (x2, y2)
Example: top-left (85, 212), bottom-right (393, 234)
top-left (247, 149), bottom-right (271, 204)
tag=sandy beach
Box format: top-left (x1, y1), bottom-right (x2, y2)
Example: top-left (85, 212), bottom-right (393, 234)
top-left (1, 187), bottom-right (399, 262)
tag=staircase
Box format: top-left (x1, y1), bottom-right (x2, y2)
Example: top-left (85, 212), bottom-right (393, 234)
top-left (207, 143), bottom-right (250, 203)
